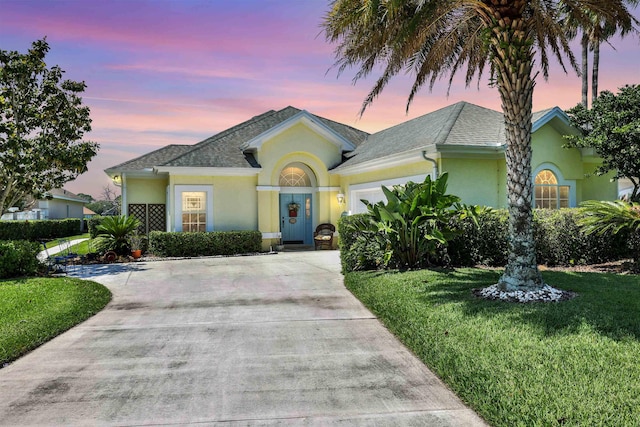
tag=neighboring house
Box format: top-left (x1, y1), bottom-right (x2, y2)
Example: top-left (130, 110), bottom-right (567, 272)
top-left (105, 102), bottom-right (617, 250)
top-left (83, 207), bottom-right (97, 218)
top-left (1, 188), bottom-right (86, 223)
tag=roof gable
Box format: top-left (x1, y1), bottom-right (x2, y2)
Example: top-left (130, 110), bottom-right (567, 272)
top-left (241, 110), bottom-right (357, 153)
top-left (531, 106), bottom-right (577, 135)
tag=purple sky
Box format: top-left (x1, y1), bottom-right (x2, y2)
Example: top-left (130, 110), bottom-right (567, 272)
top-left (2, 0), bottom-right (639, 199)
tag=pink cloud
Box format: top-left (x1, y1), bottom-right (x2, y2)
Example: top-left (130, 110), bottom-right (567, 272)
top-left (105, 63), bottom-right (261, 81)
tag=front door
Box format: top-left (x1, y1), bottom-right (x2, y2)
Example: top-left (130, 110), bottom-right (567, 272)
top-left (280, 194), bottom-right (311, 244)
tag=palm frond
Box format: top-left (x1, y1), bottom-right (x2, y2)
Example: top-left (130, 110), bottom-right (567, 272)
top-left (579, 200), bottom-right (640, 235)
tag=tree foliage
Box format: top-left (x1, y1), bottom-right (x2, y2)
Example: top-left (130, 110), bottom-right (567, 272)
top-left (565, 84), bottom-right (640, 201)
top-left (86, 185), bottom-right (121, 215)
top-left (559, 1), bottom-right (639, 107)
top-left (0, 39), bottom-right (98, 215)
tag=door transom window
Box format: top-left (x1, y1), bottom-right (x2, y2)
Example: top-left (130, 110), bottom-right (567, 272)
top-left (279, 167), bottom-right (311, 187)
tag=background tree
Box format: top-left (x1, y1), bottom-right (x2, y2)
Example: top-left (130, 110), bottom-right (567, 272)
top-left (560, 1), bottom-right (639, 107)
top-left (86, 185), bottom-right (121, 215)
top-left (0, 39), bottom-right (98, 215)
top-left (324, 0), bottom-right (636, 292)
top-left (565, 84), bottom-right (640, 201)
top-left (76, 193), bottom-right (95, 203)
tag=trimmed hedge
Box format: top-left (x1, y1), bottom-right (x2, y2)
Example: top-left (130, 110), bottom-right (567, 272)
top-left (533, 209), bottom-right (629, 266)
top-left (0, 219), bottom-right (81, 241)
top-left (148, 230), bottom-right (262, 257)
top-left (0, 240), bottom-right (41, 278)
top-left (338, 214), bottom-right (385, 273)
top-left (340, 208), bottom-right (631, 272)
top-left (87, 215), bottom-right (106, 238)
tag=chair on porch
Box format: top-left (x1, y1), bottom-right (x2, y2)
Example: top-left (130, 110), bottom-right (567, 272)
top-left (313, 223), bottom-right (335, 250)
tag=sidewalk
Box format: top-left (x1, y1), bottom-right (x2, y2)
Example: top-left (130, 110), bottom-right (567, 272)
top-left (37, 238), bottom-right (89, 262)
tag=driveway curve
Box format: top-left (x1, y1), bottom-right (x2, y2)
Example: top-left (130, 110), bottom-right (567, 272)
top-left (0, 251), bottom-right (486, 426)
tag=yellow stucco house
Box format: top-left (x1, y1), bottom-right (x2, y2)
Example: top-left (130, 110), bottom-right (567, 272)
top-left (105, 102), bottom-right (616, 250)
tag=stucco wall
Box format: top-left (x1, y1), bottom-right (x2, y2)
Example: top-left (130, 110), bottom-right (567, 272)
top-left (531, 126), bottom-right (584, 180)
top-left (440, 158), bottom-right (501, 207)
top-left (169, 175), bottom-right (259, 231)
top-left (126, 177), bottom-right (168, 204)
top-left (213, 176), bottom-right (259, 231)
top-left (580, 163), bottom-right (618, 201)
top-left (338, 160), bottom-right (431, 190)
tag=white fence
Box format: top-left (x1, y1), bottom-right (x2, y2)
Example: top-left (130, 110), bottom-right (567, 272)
top-left (0, 209), bottom-right (48, 221)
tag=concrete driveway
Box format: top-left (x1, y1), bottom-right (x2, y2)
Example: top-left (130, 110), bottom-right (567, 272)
top-left (0, 251), bottom-right (486, 426)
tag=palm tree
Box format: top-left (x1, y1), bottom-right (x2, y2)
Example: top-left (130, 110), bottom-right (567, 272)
top-left (560, 1), bottom-right (639, 107)
top-left (589, 6), bottom-right (638, 104)
top-left (323, 0), bottom-right (636, 292)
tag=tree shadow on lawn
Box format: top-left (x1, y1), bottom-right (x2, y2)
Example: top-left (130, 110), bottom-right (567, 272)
top-left (419, 268), bottom-right (640, 342)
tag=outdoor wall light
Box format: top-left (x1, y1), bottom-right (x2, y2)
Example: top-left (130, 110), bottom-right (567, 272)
top-left (112, 175), bottom-right (122, 186)
top-left (336, 193), bottom-right (345, 205)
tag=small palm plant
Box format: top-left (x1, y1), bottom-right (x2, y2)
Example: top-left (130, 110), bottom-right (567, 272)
top-left (95, 215), bottom-right (141, 255)
top-left (579, 200), bottom-right (640, 269)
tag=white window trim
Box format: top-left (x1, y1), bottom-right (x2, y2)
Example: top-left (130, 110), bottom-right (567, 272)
top-left (348, 174), bottom-right (428, 214)
top-left (533, 163), bottom-right (576, 208)
top-left (174, 185), bottom-right (214, 232)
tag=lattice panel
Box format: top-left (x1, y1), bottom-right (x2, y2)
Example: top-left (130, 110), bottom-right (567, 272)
top-left (148, 204), bottom-right (166, 232)
top-left (128, 204), bottom-right (147, 233)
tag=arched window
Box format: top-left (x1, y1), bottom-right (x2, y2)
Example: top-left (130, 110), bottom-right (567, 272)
top-left (279, 166), bottom-right (311, 187)
top-left (535, 170), bottom-right (569, 209)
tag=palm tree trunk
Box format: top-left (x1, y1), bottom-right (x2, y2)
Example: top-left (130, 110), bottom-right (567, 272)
top-left (592, 36), bottom-right (600, 105)
top-left (488, 1), bottom-right (545, 291)
top-left (581, 33), bottom-right (589, 108)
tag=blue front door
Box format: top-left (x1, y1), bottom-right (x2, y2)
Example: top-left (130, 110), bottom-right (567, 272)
top-left (280, 194), bottom-right (311, 244)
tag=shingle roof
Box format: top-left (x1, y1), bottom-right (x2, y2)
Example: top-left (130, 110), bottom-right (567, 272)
top-left (106, 102), bottom-right (561, 175)
top-left (532, 107), bottom-right (554, 124)
top-left (105, 144), bottom-right (193, 172)
top-left (47, 188), bottom-right (87, 203)
top-left (335, 102), bottom-right (504, 170)
top-left (335, 102), bottom-right (558, 171)
top-left (106, 107), bottom-right (369, 172)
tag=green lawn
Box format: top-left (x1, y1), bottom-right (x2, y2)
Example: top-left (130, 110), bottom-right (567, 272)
top-left (345, 268), bottom-right (640, 426)
top-left (42, 233), bottom-right (90, 250)
top-left (66, 238), bottom-right (95, 256)
top-left (43, 233), bottom-right (95, 257)
top-left (0, 277), bottom-right (111, 366)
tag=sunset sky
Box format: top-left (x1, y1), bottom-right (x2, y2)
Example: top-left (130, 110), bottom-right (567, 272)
top-left (2, 0), bottom-right (639, 199)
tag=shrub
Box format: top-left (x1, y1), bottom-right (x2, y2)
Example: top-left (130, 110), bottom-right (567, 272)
top-left (0, 219), bottom-right (81, 241)
top-left (535, 209), bottom-right (629, 266)
top-left (0, 240), bottom-right (41, 278)
top-left (578, 200), bottom-right (640, 267)
top-left (338, 214), bottom-right (386, 273)
top-left (346, 173), bottom-right (474, 270)
top-left (148, 230), bottom-right (262, 257)
top-left (447, 209), bottom-right (509, 267)
top-left (87, 216), bottom-right (107, 238)
top-left (340, 207), bottom-right (631, 273)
